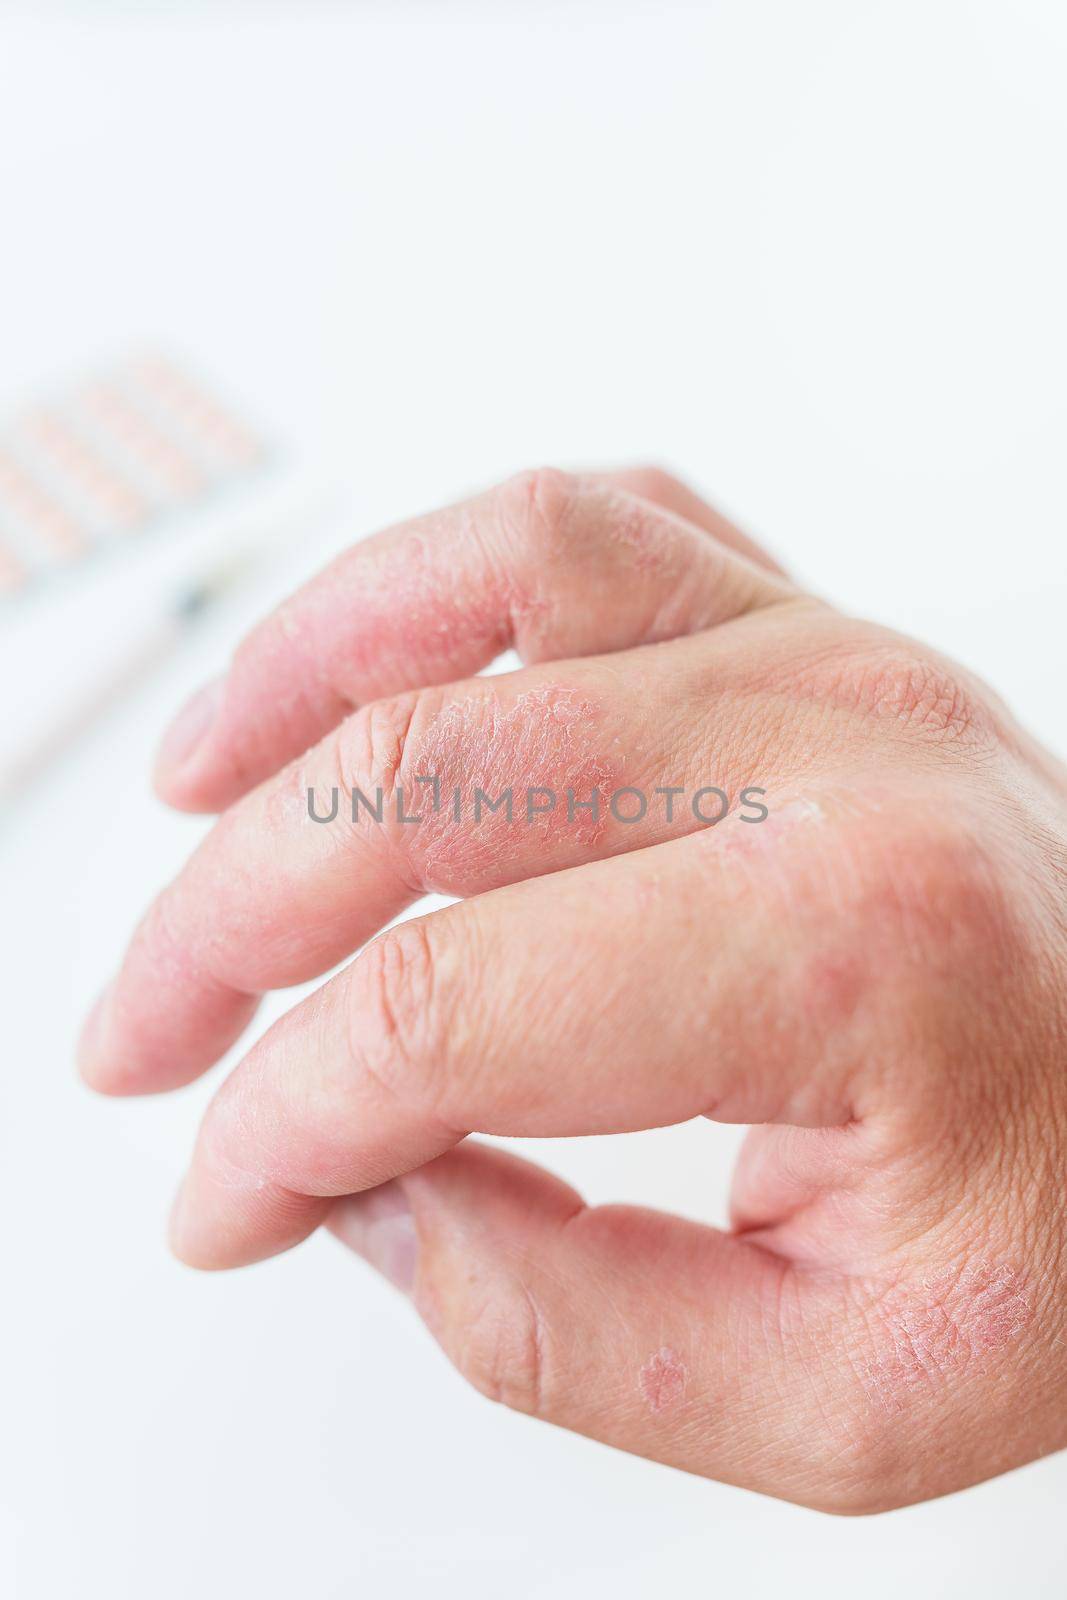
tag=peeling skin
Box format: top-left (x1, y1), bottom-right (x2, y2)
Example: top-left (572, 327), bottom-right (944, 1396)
top-left (602, 492), bottom-right (679, 574)
top-left (271, 516), bottom-right (516, 697)
top-left (698, 793), bottom-right (829, 869)
top-left (860, 1262), bottom-right (1033, 1411)
top-left (640, 1346), bottom-right (689, 1415)
top-left (405, 684), bottom-right (618, 892)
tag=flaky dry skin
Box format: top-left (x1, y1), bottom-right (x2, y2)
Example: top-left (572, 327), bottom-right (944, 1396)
top-left (80, 466), bottom-right (1067, 1512)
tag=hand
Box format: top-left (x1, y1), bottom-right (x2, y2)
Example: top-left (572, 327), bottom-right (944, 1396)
top-left (79, 466), bottom-right (1067, 1513)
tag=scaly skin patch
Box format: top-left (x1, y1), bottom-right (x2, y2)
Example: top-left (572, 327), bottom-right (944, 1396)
top-left (640, 1347), bottom-right (689, 1415)
top-left (405, 684), bottom-right (618, 892)
top-left (859, 1262), bottom-right (1033, 1412)
top-left (274, 519), bottom-right (517, 694)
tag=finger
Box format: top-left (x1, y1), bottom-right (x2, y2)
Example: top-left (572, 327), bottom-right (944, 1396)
top-left (327, 1142), bottom-right (864, 1511)
top-left (593, 464), bottom-right (788, 576)
top-left (154, 467), bottom-right (789, 812)
top-left (80, 613), bottom-right (811, 1099)
top-left (169, 797), bottom-right (875, 1269)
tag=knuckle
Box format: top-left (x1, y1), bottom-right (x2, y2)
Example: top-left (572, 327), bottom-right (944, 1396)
top-left (804, 1416), bottom-right (911, 1515)
top-left (449, 1278), bottom-right (548, 1417)
top-left (860, 811), bottom-right (1013, 968)
top-left (790, 805), bottom-right (1026, 1114)
top-left (794, 1350), bottom-right (919, 1514)
top-left (335, 691), bottom-right (421, 800)
top-left (805, 1256), bottom-right (1049, 1514)
top-left (348, 920), bottom-right (449, 1112)
top-left (840, 642), bottom-right (988, 743)
top-left (616, 464), bottom-right (679, 505)
top-left (499, 466), bottom-right (583, 562)
top-left (767, 1281), bottom-right (921, 1514)
top-left (814, 800), bottom-right (1004, 966)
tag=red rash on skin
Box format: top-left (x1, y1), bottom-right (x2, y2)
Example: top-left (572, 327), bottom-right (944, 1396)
top-left (602, 494), bottom-right (680, 574)
top-left (860, 1263), bottom-right (1034, 1412)
top-left (403, 684), bottom-right (619, 893)
top-left (803, 952), bottom-right (866, 1028)
top-left (640, 1347), bottom-right (689, 1415)
top-left (271, 528), bottom-right (517, 696)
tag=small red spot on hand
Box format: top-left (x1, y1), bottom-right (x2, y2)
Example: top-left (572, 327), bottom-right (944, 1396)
top-left (639, 1346), bottom-right (689, 1415)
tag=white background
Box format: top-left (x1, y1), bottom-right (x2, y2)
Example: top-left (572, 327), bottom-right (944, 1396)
top-left (2, 2), bottom-right (1067, 1595)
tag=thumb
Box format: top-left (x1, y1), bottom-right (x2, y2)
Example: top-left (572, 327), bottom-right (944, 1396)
top-left (328, 1142), bottom-right (876, 1512)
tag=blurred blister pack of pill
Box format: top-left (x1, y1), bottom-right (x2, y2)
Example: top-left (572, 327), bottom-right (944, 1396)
top-left (0, 351), bottom-right (343, 812)
top-left (0, 352), bottom-right (270, 604)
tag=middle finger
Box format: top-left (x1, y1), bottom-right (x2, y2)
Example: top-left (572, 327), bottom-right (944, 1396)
top-left (78, 610), bottom-right (818, 1098)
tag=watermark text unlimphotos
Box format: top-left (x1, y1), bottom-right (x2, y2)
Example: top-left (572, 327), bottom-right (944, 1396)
top-left (306, 778), bottom-right (770, 828)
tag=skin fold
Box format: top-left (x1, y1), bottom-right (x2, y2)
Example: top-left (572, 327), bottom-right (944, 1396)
top-left (78, 466), bottom-right (1067, 1513)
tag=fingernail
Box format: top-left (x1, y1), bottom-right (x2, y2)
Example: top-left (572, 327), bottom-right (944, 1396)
top-left (331, 1182), bottom-right (417, 1295)
top-left (157, 679), bottom-right (222, 775)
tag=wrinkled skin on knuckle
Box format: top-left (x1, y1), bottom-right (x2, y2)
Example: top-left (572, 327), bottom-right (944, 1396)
top-left (722, 795), bottom-right (1065, 1230)
top-left (660, 1262), bottom-right (919, 1513)
top-left (879, 808), bottom-right (1067, 1119)
top-left (732, 1246), bottom-right (1067, 1513)
top-left (503, 465), bottom-right (583, 557)
top-left (769, 616), bottom-right (1002, 754)
top-left (325, 689), bottom-right (447, 891)
top-left (347, 921), bottom-right (452, 1118)
top-left (815, 807), bottom-right (1031, 1060)
top-left (442, 1276), bottom-right (549, 1417)
top-left (766, 1275), bottom-right (982, 1513)
top-left (753, 1376), bottom-right (898, 1515)
top-left (714, 805), bottom-right (995, 1120)
top-left (829, 1250), bottom-right (1067, 1509)
top-left (846, 646), bottom-right (984, 743)
top-left (502, 463), bottom-right (686, 573)
top-left (493, 467), bottom-right (590, 631)
top-left (335, 691), bottom-right (422, 801)
top-left (498, 465), bottom-right (732, 657)
top-left (801, 1400), bottom-right (926, 1515)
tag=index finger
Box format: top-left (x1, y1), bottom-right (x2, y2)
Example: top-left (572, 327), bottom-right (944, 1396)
top-left (154, 467), bottom-right (787, 812)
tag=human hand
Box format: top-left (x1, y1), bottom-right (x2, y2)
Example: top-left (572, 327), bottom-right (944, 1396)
top-left (79, 467), bottom-right (1067, 1512)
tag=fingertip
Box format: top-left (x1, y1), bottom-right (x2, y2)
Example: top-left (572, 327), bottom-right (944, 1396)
top-left (75, 987), bottom-right (204, 1097)
top-left (152, 678), bottom-right (224, 810)
top-left (167, 1168), bottom-right (248, 1271)
top-left (167, 1175), bottom-right (226, 1270)
top-left (169, 1150), bottom-right (331, 1271)
top-left (76, 984), bottom-right (130, 1096)
top-left (151, 776), bottom-right (223, 815)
